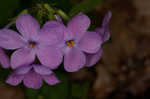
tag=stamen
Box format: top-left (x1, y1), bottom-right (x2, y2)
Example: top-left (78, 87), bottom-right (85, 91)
top-left (66, 40), bottom-right (74, 48)
top-left (70, 40), bottom-right (74, 46)
top-left (29, 41), bottom-right (36, 48)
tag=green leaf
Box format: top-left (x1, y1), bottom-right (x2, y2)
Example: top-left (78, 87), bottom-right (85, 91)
top-left (69, 0), bottom-right (103, 17)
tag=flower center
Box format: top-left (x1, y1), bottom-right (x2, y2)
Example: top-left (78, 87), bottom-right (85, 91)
top-left (29, 41), bottom-right (37, 48)
top-left (66, 40), bottom-right (74, 48)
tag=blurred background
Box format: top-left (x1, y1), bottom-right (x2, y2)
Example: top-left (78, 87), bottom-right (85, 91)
top-left (0, 0), bottom-right (150, 99)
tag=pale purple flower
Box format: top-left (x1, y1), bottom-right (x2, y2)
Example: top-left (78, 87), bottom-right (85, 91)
top-left (6, 64), bottom-right (60, 89)
top-left (0, 48), bottom-right (10, 68)
top-left (95, 11), bottom-right (112, 43)
top-left (0, 22), bottom-right (13, 69)
top-left (86, 11), bottom-right (112, 66)
top-left (0, 14), bottom-right (64, 69)
top-left (85, 49), bottom-right (103, 67)
top-left (43, 13), bottom-right (102, 72)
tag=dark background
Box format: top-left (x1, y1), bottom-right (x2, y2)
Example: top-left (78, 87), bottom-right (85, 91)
top-left (0, 0), bottom-right (150, 99)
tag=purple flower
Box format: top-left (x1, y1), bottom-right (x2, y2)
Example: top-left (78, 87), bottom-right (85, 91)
top-left (85, 49), bottom-right (103, 67)
top-left (86, 11), bottom-right (112, 66)
top-left (6, 64), bottom-right (60, 89)
top-left (0, 22), bottom-right (14, 69)
top-left (43, 13), bottom-right (102, 72)
top-left (95, 11), bottom-right (112, 43)
top-left (0, 14), bottom-right (64, 69)
top-left (0, 48), bottom-right (10, 68)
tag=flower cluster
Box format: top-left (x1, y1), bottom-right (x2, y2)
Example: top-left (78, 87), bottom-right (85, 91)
top-left (0, 12), bottom-right (111, 89)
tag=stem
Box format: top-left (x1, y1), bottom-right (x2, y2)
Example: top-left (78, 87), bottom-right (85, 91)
top-left (36, 4), bottom-right (44, 24)
top-left (68, 80), bottom-right (72, 99)
top-left (44, 4), bottom-right (55, 14)
top-left (56, 10), bottom-right (70, 21)
top-left (44, 3), bottom-right (70, 21)
top-left (44, 4), bottom-right (56, 20)
top-left (4, 22), bottom-right (13, 29)
top-left (81, 82), bottom-right (90, 99)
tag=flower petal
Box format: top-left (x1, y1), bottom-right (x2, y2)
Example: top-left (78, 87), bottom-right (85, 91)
top-left (6, 73), bottom-right (24, 86)
top-left (0, 29), bottom-right (25, 49)
top-left (95, 11), bottom-right (112, 43)
top-left (64, 48), bottom-right (85, 72)
top-left (43, 74), bottom-right (60, 85)
top-left (95, 27), bottom-right (110, 43)
top-left (86, 49), bottom-right (103, 67)
top-left (37, 46), bottom-right (63, 69)
top-left (23, 71), bottom-right (42, 89)
top-left (78, 32), bottom-right (102, 53)
top-left (67, 13), bottom-right (90, 39)
top-left (102, 11), bottom-right (112, 27)
top-left (15, 66), bottom-right (32, 75)
top-left (11, 48), bottom-right (35, 69)
top-left (16, 14), bottom-right (40, 40)
top-left (39, 21), bottom-right (64, 45)
top-left (0, 48), bottom-right (10, 68)
top-left (33, 64), bottom-right (53, 75)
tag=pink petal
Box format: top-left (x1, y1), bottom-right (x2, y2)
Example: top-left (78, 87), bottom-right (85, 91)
top-left (95, 27), bottom-right (110, 43)
top-left (0, 48), bottom-right (10, 68)
top-left (0, 29), bottom-right (25, 49)
top-left (67, 13), bottom-right (90, 39)
top-left (102, 11), bottom-right (112, 26)
top-left (11, 48), bottom-right (35, 69)
top-left (78, 32), bottom-right (102, 53)
top-left (6, 73), bottom-right (24, 86)
top-left (15, 66), bottom-right (32, 74)
top-left (33, 64), bottom-right (53, 75)
top-left (37, 46), bottom-right (63, 69)
top-left (64, 48), bottom-right (85, 72)
top-left (95, 28), bottom-right (104, 36)
top-left (43, 74), bottom-right (60, 85)
top-left (94, 11), bottom-right (112, 43)
top-left (86, 49), bottom-right (103, 67)
top-left (38, 21), bottom-right (64, 45)
top-left (16, 14), bottom-right (40, 40)
top-left (23, 71), bottom-right (43, 89)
